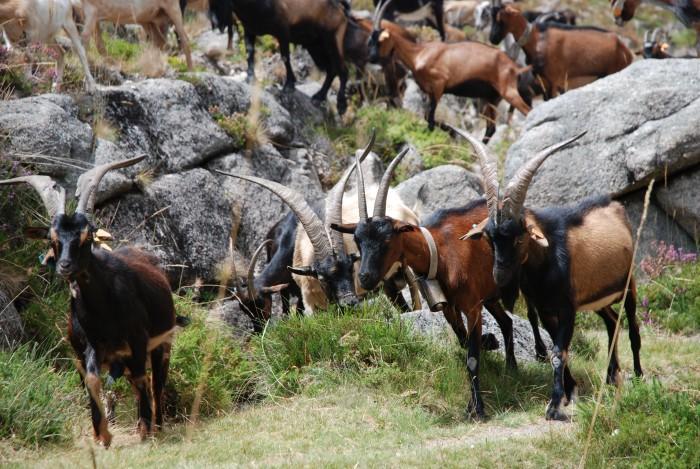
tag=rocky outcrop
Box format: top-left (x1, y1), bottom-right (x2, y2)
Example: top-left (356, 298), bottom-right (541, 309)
top-left (504, 60), bottom-right (700, 259)
top-left (655, 168), bottom-right (700, 243)
top-left (396, 164), bottom-right (482, 219)
top-left (402, 308), bottom-right (552, 364)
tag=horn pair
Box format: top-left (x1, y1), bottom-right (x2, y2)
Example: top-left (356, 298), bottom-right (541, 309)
top-left (216, 135), bottom-right (376, 262)
top-left (448, 125), bottom-right (585, 222)
top-left (373, 0), bottom-right (394, 29)
top-left (0, 156), bottom-right (146, 222)
top-left (355, 142), bottom-right (410, 221)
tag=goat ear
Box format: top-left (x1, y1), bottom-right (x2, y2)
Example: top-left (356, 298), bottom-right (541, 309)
top-left (379, 30), bottom-right (390, 41)
top-left (527, 225), bottom-right (549, 247)
top-left (330, 223), bottom-right (357, 234)
top-left (460, 218), bottom-right (489, 241)
top-left (24, 226), bottom-right (50, 240)
top-left (288, 265), bottom-right (317, 278)
top-left (393, 220), bottom-right (416, 233)
top-left (261, 283), bottom-right (289, 294)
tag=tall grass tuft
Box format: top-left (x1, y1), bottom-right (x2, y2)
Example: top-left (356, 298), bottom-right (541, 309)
top-left (0, 345), bottom-right (81, 447)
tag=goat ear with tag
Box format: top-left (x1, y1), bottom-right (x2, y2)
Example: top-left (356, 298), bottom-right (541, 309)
top-left (288, 265), bottom-right (317, 278)
top-left (460, 218), bottom-right (489, 241)
top-left (330, 223), bottom-right (357, 234)
top-left (528, 225), bottom-right (549, 247)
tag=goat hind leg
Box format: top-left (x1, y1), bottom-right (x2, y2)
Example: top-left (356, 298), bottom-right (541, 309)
top-left (63, 18), bottom-right (96, 91)
top-left (484, 299), bottom-right (516, 370)
top-left (162, 1), bottom-right (192, 69)
top-left (279, 39), bottom-right (296, 92)
top-left (526, 298), bottom-right (548, 362)
top-left (150, 344), bottom-right (171, 429)
top-left (465, 308), bottom-right (485, 420)
top-left (625, 279), bottom-right (643, 377)
top-left (596, 307), bottom-right (621, 385)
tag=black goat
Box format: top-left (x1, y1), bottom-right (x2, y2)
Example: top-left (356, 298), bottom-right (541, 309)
top-left (373, 0), bottom-right (446, 41)
top-left (1, 156), bottom-right (180, 447)
top-left (210, 0), bottom-right (351, 115)
top-left (206, 0), bottom-right (238, 50)
top-left (459, 130), bottom-right (644, 421)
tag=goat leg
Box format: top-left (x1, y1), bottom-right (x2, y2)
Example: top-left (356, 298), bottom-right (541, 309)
top-left (596, 307), bottom-right (621, 386)
top-left (525, 298), bottom-right (548, 361)
top-left (244, 32), bottom-right (256, 82)
top-left (279, 39), bottom-right (296, 92)
top-left (484, 299), bottom-right (517, 370)
top-left (427, 96), bottom-right (438, 131)
top-left (465, 308), bottom-right (486, 420)
top-left (83, 346), bottom-right (113, 447)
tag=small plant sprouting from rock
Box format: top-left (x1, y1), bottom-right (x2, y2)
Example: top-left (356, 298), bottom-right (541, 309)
top-left (209, 104), bottom-right (269, 151)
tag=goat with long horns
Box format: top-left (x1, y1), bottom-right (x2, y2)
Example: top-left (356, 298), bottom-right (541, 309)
top-left (0, 156), bottom-right (184, 446)
top-left (217, 136), bottom-right (420, 313)
top-left (456, 126), bottom-right (643, 421)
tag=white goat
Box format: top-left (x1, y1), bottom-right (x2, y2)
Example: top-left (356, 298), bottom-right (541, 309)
top-left (80, 0), bottom-right (193, 69)
top-left (0, 0), bottom-right (96, 91)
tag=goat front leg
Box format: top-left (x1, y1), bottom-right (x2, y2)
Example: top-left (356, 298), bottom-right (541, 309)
top-left (150, 343), bottom-right (171, 430)
top-left (525, 297), bottom-right (548, 362)
top-left (279, 39), bottom-right (296, 92)
top-left (427, 95), bottom-right (438, 131)
top-left (544, 309), bottom-right (576, 421)
top-left (244, 31), bottom-right (256, 83)
top-left (480, 101), bottom-right (497, 144)
top-left (335, 63), bottom-right (349, 116)
top-left (164, 1), bottom-right (193, 70)
top-left (484, 299), bottom-right (516, 370)
top-left (465, 307), bottom-right (485, 420)
top-left (432, 3), bottom-right (446, 41)
top-left (63, 18), bottom-right (96, 92)
top-left (83, 345), bottom-right (113, 447)
top-left (125, 343), bottom-right (153, 439)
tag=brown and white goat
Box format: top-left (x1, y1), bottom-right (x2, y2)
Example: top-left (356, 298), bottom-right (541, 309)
top-left (0, 0), bottom-right (95, 91)
top-left (490, 3), bottom-right (633, 98)
top-left (368, 1), bottom-right (531, 142)
top-left (458, 129), bottom-right (643, 421)
top-left (612, 0), bottom-right (700, 55)
top-left (80, 0), bottom-right (193, 70)
top-left (0, 156), bottom-right (181, 447)
top-left (332, 142), bottom-right (527, 419)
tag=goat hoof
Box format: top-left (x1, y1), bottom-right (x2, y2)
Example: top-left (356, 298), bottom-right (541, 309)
top-left (466, 402), bottom-right (487, 421)
top-left (283, 82), bottom-right (296, 93)
top-left (545, 404), bottom-right (569, 422)
top-left (137, 420), bottom-right (151, 441)
top-left (95, 430), bottom-right (113, 448)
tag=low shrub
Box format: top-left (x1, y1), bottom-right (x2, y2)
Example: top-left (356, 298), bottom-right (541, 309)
top-left (0, 345), bottom-right (81, 447)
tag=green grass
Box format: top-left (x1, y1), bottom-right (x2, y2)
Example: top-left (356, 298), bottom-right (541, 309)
top-left (577, 379), bottom-right (699, 467)
top-left (321, 106), bottom-right (473, 182)
top-left (101, 34), bottom-right (142, 63)
top-left (0, 345), bottom-right (81, 447)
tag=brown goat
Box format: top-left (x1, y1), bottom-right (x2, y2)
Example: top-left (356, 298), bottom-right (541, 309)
top-left (490, 3), bottom-right (633, 98)
top-left (333, 147), bottom-right (526, 419)
top-left (368, 2), bottom-right (531, 142)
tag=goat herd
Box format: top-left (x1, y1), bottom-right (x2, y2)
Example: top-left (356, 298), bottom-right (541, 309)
top-left (0, 0), bottom-right (692, 451)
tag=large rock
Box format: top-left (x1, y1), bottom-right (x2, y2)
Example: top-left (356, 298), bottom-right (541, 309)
top-left (396, 165), bottom-right (482, 219)
top-left (0, 287), bottom-right (23, 349)
top-left (655, 167), bottom-right (700, 243)
top-left (101, 79), bottom-right (235, 172)
top-left (505, 60), bottom-right (700, 209)
top-left (0, 94), bottom-right (93, 178)
top-left (402, 308), bottom-right (552, 364)
top-left (100, 168), bottom-right (233, 285)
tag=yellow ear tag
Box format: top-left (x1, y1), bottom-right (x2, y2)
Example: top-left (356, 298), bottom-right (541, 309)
top-left (95, 229), bottom-right (113, 251)
top-left (379, 30), bottom-right (390, 42)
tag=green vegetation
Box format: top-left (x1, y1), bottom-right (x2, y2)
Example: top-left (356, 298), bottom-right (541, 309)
top-left (639, 242), bottom-right (699, 334)
top-left (209, 105), bottom-right (267, 150)
top-left (0, 345), bottom-right (81, 447)
top-left (322, 106), bottom-right (472, 181)
top-left (578, 379), bottom-right (699, 467)
top-left (101, 35), bottom-right (142, 63)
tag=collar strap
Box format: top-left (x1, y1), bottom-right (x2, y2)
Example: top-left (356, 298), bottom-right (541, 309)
top-left (518, 22), bottom-right (533, 47)
top-left (419, 227), bottom-right (438, 280)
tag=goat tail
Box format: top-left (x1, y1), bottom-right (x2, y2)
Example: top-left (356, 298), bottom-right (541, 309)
top-left (175, 315), bottom-right (191, 327)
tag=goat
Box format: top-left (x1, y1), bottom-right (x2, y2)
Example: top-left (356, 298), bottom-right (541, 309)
top-left (332, 143), bottom-right (529, 419)
top-left (476, 2), bottom-right (576, 31)
top-left (444, 0), bottom-right (479, 27)
top-left (373, 0), bottom-right (446, 40)
top-left (458, 129), bottom-right (644, 421)
top-left (230, 228), bottom-right (303, 333)
top-left (611, 0), bottom-right (700, 55)
top-left (344, 16), bottom-right (416, 107)
top-left (642, 27), bottom-right (697, 58)
top-left (0, 0), bottom-right (95, 91)
top-left (490, 2), bottom-right (633, 99)
top-left (80, 0), bottom-right (193, 70)
top-left (212, 0), bottom-right (350, 115)
top-left (0, 156), bottom-right (182, 447)
top-left (217, 137), bottom-right (420, 314)
top-left (207, 0), bottom-right (238, 50)
top-left (368, 1), bottom-right (531, 142)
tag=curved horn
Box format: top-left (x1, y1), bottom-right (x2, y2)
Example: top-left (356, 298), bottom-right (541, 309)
top-left (373, 146), bottom-right (410, 218)
top-left (0, 175), bottom-right (66, 220)
top-left (248, 239), bottom-right (271, 300)
top-left (373, 0), bottom-right (394, 29)
top-left (75, 155), bottom-right (146, 218)
top-left (228, 236), bottom-right (243, 292)
top-left (215, 171), bottom-right (334, 261)
top-left (644, 30), bottom-right (650, 42)
top-left (651, 27), bottom-right (661, 42)
top-left (355, 133), bottom-right (374, 222)
top-left (447, 124), bottom-right (500, 222)
top-left (326, 132), bottom-right (375, 252)
top-left (502, 131), bottom-right (587, 220)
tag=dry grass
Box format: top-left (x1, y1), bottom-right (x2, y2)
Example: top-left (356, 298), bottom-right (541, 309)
top-left (131, 44), bottom-right (168, 78)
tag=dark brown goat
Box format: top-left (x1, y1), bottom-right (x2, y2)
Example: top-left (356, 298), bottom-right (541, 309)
top-left (1, 156), bottom-right (179, 447)
top-left (458, 129), bottom-right (643, 421)
top-left (490, 3), bottom-right (633, 98)
top-left (368, 1), bottom-right (531, 142)
top-left (332, 146), bottom-right (524, 419)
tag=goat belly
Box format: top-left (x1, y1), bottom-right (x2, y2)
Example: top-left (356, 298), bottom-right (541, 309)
top-left (445, 80), bottom-right (499, 99)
